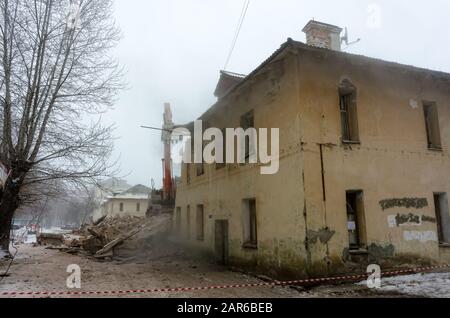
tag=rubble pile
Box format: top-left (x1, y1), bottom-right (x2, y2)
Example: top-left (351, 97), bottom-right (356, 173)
top-left (77, 216), bottom-right (145, 257)
top-left (37, 233), bottom-right (65, 246)
top-left (112, 214), bottom-right (177, 261)
top-left (38, 214), bottom-right (173, 261)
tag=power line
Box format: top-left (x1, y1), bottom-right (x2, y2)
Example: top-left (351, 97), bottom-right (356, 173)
top-left (223, 0), bottom-right (251, 70)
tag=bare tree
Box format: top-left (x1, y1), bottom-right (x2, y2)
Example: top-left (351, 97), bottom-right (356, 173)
top-left (0, 0), bottom-right (123, 254)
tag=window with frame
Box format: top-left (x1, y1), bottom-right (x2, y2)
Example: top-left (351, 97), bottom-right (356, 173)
top-left (434, 193), bottom-right (450, 244)
top-left (339, 80), bottom-right (359, 143)
top-left (423, 102), bottom-right (442, 150)
top-left (242, 198), bottom-right (257, 248)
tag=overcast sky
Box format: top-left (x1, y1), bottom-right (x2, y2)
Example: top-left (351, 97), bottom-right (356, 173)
top-left (106, 0), bottom-right (450, 188)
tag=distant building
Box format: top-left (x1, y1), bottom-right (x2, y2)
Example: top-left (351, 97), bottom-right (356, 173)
top-left (100, 184), bottom-right (151, 219)
top-left (92, 178), bottom-right (132, 221)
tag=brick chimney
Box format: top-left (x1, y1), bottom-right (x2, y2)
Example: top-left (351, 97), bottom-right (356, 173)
top-left (302, 20), bottom-right (343, 51)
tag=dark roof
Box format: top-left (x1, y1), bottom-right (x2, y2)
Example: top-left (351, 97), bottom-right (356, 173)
top-left (214, 70), bottom-right (246, 99)
top-left (220, 70), bottom-right (246, 78)
top-left (198, 40), bottom-right (292, 120)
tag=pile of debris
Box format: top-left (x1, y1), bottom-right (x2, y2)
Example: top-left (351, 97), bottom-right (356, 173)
top-left (77, 216), bottom-right (148, 258)
top-left (37, 214), bottom-right (172, 261)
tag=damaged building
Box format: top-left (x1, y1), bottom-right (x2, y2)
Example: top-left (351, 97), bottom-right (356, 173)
top-left (93, 180), bottom-right (152, 221)
top-left (173, 20), bottom-right (450, 278)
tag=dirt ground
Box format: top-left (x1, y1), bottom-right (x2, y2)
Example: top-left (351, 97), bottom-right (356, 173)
top-left (0, 244), bottom-right (299, 298)
top-left (0, 243), bottom-right (433, 298)
top-left (1, 215), bottom-right (449, 299)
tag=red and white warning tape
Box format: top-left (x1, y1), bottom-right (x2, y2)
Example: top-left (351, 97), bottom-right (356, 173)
top-left (1, 264), bottom-right (449, 297)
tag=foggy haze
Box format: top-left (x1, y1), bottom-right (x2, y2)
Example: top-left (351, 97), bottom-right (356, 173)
top-left (105, 0), bottom-right (450, 188)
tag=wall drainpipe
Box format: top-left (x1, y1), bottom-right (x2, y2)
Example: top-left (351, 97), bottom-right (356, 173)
top-left (318, 143), bottom-right (336, 273)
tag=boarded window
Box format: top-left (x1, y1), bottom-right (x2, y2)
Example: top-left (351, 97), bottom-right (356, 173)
top-left (339, 80), bottom-right (359, 143)
top-left (196, 205), bottom-right (204, 241)
top-left (242, 199), bottom-right (257, 248)
top-left (240, 110), bottom-right (255, 160)
top-left (423, 102), bottom-right (442, 150)
top-left (119, 202), bottom-right (124, 212)
top-left (434, 193), bottom-right (450, 244)
top-left (346, 191), bottom-right (366, 250)
top-left (136, 202), bottom-right (140, 212)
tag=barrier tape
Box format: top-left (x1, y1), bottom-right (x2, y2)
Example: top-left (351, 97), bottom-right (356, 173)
top-left (1, 264), bottom-right (449, 297)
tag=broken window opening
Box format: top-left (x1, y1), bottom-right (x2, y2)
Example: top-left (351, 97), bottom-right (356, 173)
top-left (433, 193), bottom-right (450, 244)
top-left (119, 202), bottom-right (124, 212)
top-left (423, 102), bottom-right (442, 150)
top-left (242, 198), bottom-right (257, 249)
top-left (196, 205), bottom-right (205, 241)
top-left (136, 202), bottom-right (140, 212)
top-left (339, 80), bottom-right (359, 143)
top-left (346, 190), bottom-right (366, 250)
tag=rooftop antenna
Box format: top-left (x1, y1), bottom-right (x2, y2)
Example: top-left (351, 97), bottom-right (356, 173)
top-left (341, 27), bottom-right (361, 49)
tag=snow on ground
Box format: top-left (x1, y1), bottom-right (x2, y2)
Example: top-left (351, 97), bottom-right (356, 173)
top-left (42, 227), bottom-right (72, 235)
top-left (12, 226), bottom-right (70, 245)
top-left (12, 227), bottom-right (38, 245)
top-left (358, 272), bottom-right (450, 298)
top-left (23, 234), bottom-right (37, 244)
top-left (12, 228), bottom-right (28, 243)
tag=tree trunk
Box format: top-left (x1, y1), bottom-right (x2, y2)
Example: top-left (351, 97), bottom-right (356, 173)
top-left (0, 186), bottom-right (21, 254)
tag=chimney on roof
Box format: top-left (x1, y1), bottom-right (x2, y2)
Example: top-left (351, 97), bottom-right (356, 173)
top-left (302, 20), bottom-right (343, 51)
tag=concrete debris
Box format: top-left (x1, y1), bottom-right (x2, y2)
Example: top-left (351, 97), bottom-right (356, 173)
top-left (93, 215), bottom-right (107, 226)
top-left (78, 215), bottom-right (145, 256)
top-left (47, 214), bottom-right (172, 261)
top-left (37, 233), bottom-right (64, 246)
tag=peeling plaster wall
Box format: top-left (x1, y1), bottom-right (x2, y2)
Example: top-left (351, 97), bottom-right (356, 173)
top-left (174, 44), bottom-right (450, 279)
top-left (174, 53), bottom-right (311, 278)
top-left (296, 46), bottom-right (450, 266)
top-left (403, 231), bottom-right (438, 243)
